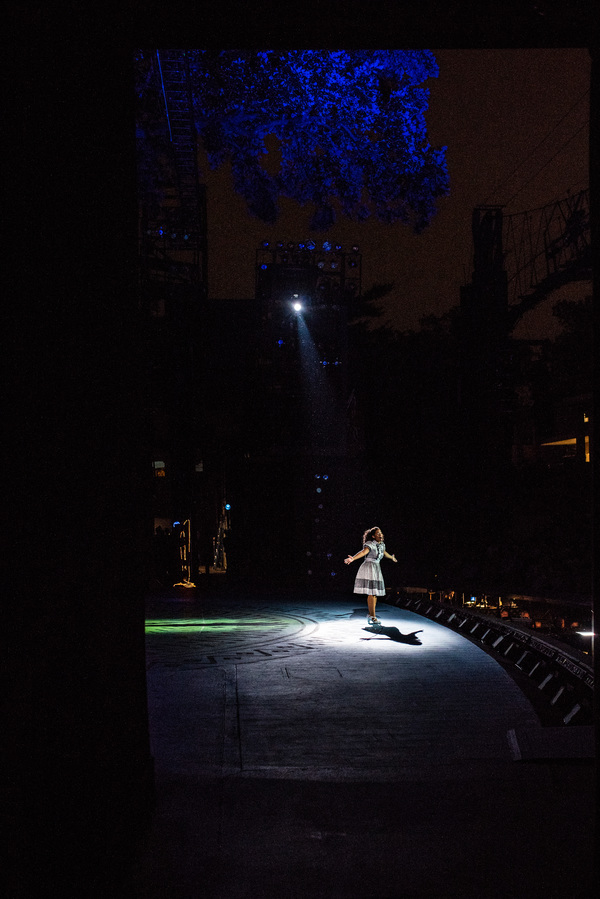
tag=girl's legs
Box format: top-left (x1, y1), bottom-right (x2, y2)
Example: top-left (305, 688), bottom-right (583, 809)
top-left (367, 595), bottom-right (377, 619)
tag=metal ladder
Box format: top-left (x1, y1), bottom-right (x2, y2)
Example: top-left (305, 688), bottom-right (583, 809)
top-left (155, 49), bottom-right (207, 292)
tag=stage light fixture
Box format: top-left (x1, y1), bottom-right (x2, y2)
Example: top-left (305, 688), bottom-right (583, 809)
top-left (293, 302), bottom-right (303, 312)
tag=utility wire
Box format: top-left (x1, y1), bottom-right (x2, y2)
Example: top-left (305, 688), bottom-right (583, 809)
top-left (481, 87), bottom-right (589, 205)
top-left (156, 51), bottom-right (173, 142)
top-left (504, 120), bottom-right (588, 208)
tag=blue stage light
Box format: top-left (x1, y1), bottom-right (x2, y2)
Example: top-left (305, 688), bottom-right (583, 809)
top-left (225, 503), bottom-right (231, 510)
top-left (293, 302), bottom-right (302, 312)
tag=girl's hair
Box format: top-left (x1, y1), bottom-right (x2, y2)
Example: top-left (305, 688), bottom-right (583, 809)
top-left (362, 526), bottom-right (380, 546)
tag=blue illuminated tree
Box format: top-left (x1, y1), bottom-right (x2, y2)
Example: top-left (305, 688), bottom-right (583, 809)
top-left (137, 49), bottom-right (448, 232)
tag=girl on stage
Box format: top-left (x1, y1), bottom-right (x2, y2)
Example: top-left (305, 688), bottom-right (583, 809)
top-left (344, 526), bottom-right (397, 628)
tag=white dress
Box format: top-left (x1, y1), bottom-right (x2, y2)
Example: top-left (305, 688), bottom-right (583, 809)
top-left (354, 540), bottom-right (386, 596)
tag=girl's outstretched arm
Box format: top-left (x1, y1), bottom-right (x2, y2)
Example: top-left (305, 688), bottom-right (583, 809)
top-left (344, 547), bottom-right (369, 565)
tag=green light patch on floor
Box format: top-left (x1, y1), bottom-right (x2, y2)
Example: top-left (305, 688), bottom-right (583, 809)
top-left (145, 617), bottom-right (282, 634)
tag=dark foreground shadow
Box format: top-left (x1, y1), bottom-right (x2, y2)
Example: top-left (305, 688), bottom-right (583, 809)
top-left (363, 625), bottom-right (423, 644)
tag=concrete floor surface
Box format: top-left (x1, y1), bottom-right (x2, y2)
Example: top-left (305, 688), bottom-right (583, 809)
top-left (130, 588), bottom-right (596, 898)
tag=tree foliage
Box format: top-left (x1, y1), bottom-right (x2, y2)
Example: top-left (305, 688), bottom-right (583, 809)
top-left (137, 49), bottom-right (449, 232)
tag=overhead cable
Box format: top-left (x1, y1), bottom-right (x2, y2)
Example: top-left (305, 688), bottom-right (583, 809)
top-left (481, 87), bottom-right (589, 205)
top-left (504, 120), bottom-right (588, 208)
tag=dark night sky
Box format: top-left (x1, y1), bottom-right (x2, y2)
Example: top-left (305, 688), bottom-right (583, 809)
top-left (199, 48), bottom-right (590, 338)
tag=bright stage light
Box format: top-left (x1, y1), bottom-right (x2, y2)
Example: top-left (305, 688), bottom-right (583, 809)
top-left (293, 302), bottom-right (303, 312)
